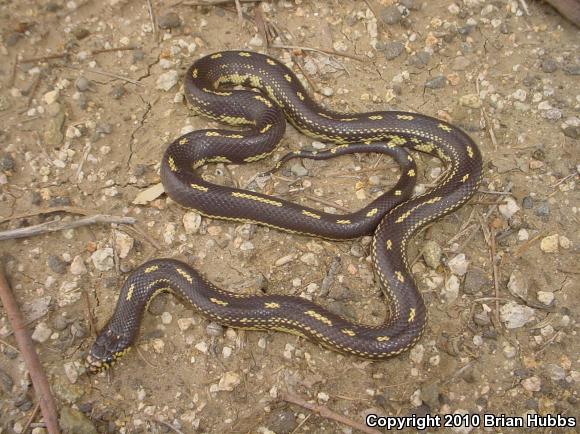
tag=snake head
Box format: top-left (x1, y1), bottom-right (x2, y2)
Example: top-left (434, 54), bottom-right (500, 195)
top-left (86, 326), bottom-right (132, 374)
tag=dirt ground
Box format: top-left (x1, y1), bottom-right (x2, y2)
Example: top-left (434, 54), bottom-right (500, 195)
top-left (0, 0), bottom-right (578, 433)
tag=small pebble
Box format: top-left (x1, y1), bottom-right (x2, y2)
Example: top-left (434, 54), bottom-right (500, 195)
top-left (382, 41), bottom-right (404, 60)
top-left (537, 291), bottom-right (555, 306)
top-left (290, 163), bottom-right (308, 177)
top-left (544, 364), bottom-right (566, 381)
top-left (507, 269), bottom-right (528, 300)
top-left (500, 302), bottom-right (535, 329)
top-left (265, 409), bottom-right (296, 434)
top-left (300, 253), bottom-right (318, 266)
top-left (158, 12), bottom-right (181, 29)
top-left (463, 268), bottom-right (491, 294)
top-left (447, 253), bottom-right (469, 276)
top-left (206, 322), bottom-right (224, 337)
top-left (72, 27), bottom-right (90, 40)
top-left (499, 197), bottom-right (520, 219)
top-left (31, 322), bottom-right (52, 343)
top-left (47, 255), bottom-right (67, 274)
top-left (217, 371), bottom-right (241, 391)
top-left (425, 75), bottom-right (447, 89)
top-left (114, 230), bottom-right (134, 259)
top-left (161, 311), bottom-right (173, 325)
top-left (540, 234), bottom-right (559, 253)
top-left (442, 275), bottom-right (460, 302)
top-left (70, 255), bottom-right (87, 275)
top-left (156, 70), bottom-right (179, 91)
top-left (422, 241), bottom-right (442, 269)
top-left (561, 117), bottom-right (580, 139)
top-left (535, 202), bottom-right (550, 218)
top-left (541, 57), bottom-right (558, 73)
top-left (91, 248), bottom-right (114, 271)
top-left (183, 211), bottom-right (202, 234)
top-left (459, 93), bottom-right (481, 108)
top-left (75, 76), bottom-right (90, 92)
top-left (0, 154), bottom-right (15, 172)
top-left (521, 376), bottom-right (541, 392)
top-left (110, 84), bottom-right (125, 99)
top-left (380, 5), bottom-right (402, 24)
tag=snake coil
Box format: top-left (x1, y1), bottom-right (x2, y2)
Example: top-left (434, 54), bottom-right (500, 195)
top-left (87, 51), bottom-right (482, 372)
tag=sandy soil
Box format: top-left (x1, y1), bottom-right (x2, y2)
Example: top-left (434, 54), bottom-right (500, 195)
top-left (0, 0), bottom-right (578, 433)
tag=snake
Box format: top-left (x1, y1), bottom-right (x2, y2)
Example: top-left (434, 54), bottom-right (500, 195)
top-left (86, 50), bottom-right (482, 372)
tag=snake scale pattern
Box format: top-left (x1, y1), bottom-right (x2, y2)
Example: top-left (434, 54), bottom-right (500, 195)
top-left (87, 50), bottom-right (482, 372)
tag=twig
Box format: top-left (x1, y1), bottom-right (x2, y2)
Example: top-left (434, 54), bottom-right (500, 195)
top-left (0, 337), bottom-right (19, 352)
top-left (489, 226), bottom-right (501, 327)
top-left (512, 231), bottom-right (544, 258)
top-left (0, 214), bottom-right (136, 241)
top-left (21, 401), bottom-right (41, 434)
top-left (146, 0), bottom-right (157, 40)
top-left (476, 79), bottom-right (497, 148)
top-left (91, 46), bottom-right (139, 55)
top-left (26, 72), bottom-right (42, 108)
top-left (279, 391), bottom-right (381, 434)
top-left (290, 413), bottom-right (312, 434)
top-left (120, 223), bottom-right (160, 251)
top-left (0, 206), bottom-right (97, 225)
top-left (0, 269), bottom-right (60, 434)
top-left (478, 189), bottom-right (513, 195)
top-left (83, 291), bottom-right (96, 336)
top-left (61, 65), bottom-right (143, 86)
top-left (75, 141), bottom-right (93, 181)
top-left (8, 57), bottom-right (18, 88)
top-left (183, 0), bottom-right (261, 5)
top-left (550, 172), bottom-right (577, 188)
top-left (20, 53), bottom-right (69, 63)
top-left (234, 0), bottom-right (243, 20)
top-left (519, 0), bottom-right (531, 15)
top-left (299, 193), bottom-right (351, 213)
top-left (271, 44), bottom-right (367, 62)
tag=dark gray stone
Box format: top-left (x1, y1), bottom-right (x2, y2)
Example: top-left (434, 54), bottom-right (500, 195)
top-left (158, 12), bottom-right (181, 29)
top-left (380, 5), bottom-right (402, 25)
top-left (382, 41), bottom-right (404, 60)
top-left (47, 255), bottom-right (67, 274)
top-left (425, 75), bottom-right (448, 89)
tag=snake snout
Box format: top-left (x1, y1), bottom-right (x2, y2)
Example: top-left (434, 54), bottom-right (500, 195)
top-left (86, 328), bottom-right (131, 373)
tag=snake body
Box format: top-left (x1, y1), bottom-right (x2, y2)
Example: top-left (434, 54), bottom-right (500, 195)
top-left (87, 51), bottom-right (482, 371)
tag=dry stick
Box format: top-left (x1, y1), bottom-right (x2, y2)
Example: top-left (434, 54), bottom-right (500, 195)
top-left (61, 65), bottom-right (143, 86)
top-left (146, 0), bottom-right (157, 40)
top-left (20, 53), bottom-right (69, 63)
top-left (83, 291), bottom-right (96, 336)
top-left (280, 391), bottom-right (381, 434)
top-left (298, 193), bottom-right (351, 213)
top-left (512, 231), bottom-right (544, 258)
top-left (91, 46), bottom-right (139, 55)
top-left (183, 0), bottom-right (261, 5)
top-left (0, 269), bottom-right (60, 434)
top-left (234, 0), bottom-right (243, 20)
top-left (8, 57), bottom-right (18, 88)
top-left (519, 0), bottom-right (531, 15)
top-left (0, 336), bottom-right (19, 352)
top-left (485, 218), bottom-right (502, 332)
top-left (26, 72), bottom-right (42, 108)
top-left (0, 206), bottom-right (96, 225)
top-left (271, 44), bottom-right (367, 63)
top-left (21, 401), bottom-right (41, 434)
top-left (0, 215), bottom-right (136, 241)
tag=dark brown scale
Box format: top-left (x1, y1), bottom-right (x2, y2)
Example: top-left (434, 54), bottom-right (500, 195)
top-left (88, 51), bottom-right (482, 370)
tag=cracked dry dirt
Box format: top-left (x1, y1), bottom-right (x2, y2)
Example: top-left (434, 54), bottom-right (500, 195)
top-left (0, 1), bottom-right (579, 434)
